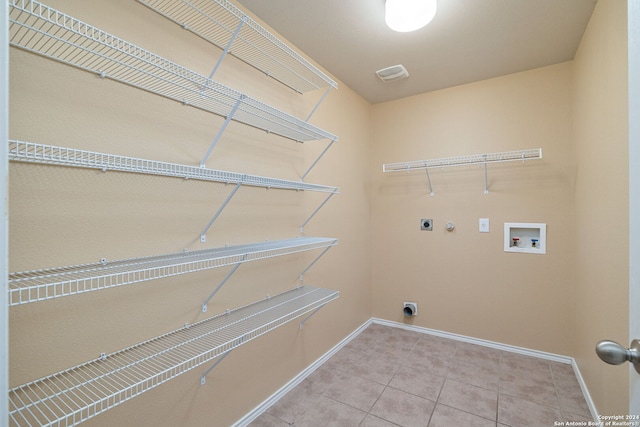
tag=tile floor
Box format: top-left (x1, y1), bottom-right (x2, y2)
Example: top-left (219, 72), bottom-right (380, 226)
top-left (250, 323), bottom-right (593, 427)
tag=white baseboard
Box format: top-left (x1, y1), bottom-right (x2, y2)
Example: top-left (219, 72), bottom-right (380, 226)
top-left (371, 318), bottom-right (573, 363)
top-left (233, 317), bottom-right (599, 425)
top-left (232, 318), bottom-right (373, 427)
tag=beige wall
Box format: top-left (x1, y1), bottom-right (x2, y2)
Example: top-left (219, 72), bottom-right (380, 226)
top-left (370, 62), bottom-right (576, 355)
top-left (572, 0), bottom-right (629, 415)
top-left (8, 1), bottom-right (372, 426)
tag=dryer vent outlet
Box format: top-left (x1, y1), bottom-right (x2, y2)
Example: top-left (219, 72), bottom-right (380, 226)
top-left (403, 302), bottom-right (418, 317)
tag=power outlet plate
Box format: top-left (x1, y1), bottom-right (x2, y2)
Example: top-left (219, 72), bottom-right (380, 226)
top-left (479, 218), bottom-right (490, 233)
top-left (420, 219), bottom-right (433, 231)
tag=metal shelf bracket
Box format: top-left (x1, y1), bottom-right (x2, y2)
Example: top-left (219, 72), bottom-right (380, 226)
top-left (483, 155), bottom-right (489, 194)
top-left (298, 303), bottom-right (327, 330)
top-left (425, 166), bottom-right (434, 196)
top-left (299, 246), bottom-right (333, 283)
top-left (201, 182), bottom-right (242, 242)
top-left (305, 86), bottom-right (332, 122)
top-left (301, 139), bottom-right (336, 181)
top-left (200, 348), bottom-right (232, 385)
top-left (202, 257), bottom-right (245, 313)
top-left (204, 15), bottom-right (247, 85)
top-left (300, 189), bottom-right (338, 234)
top-left (200, 95), bottom-right (247, 168)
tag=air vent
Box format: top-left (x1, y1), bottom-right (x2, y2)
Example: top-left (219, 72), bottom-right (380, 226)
top-left (376, 64), bottom-right (409, 82)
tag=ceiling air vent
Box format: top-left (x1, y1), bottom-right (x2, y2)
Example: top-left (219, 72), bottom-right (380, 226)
top-left (376, 64), bottom-right (409, 82)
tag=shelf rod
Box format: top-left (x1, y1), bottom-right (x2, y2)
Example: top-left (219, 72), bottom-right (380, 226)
top-left (200, 182), bottom-right (242, 242)
top-left (301, 139), bottom-right (336, 181)
top-left (200, 350), bottom-right (232, 385)
top-left (200, 95), bottom-right (246, 168)
top-left (201, 258), bottom-right (245, 313)
top-left (305, 86), bottom-right (332, 122)
top-left (204, 16), bottom-right (246, 84)
top-left (300, 190), bottom-right (338, 234)
top-left (299, 246), bottom-right (333, 283)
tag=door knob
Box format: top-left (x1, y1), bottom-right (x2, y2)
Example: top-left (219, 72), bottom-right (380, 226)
top-left (595, 339), bottom-right (640, 374)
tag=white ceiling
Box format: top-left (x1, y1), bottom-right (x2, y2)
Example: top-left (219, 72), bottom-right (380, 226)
top-left (236, 0), bottom-right (597, 104)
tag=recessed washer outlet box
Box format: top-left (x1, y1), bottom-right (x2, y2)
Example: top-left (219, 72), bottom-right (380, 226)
top-left (420, 219), bottom-right (433, 231)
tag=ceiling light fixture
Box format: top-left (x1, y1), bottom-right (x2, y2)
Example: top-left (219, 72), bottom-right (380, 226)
top-left (385, 0), bottom-right (437, 33)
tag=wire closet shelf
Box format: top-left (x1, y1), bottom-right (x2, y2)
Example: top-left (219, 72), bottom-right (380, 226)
top-left (383, 148), bottom-right (542, 195)
top-left (8, 140), bottom-right (339, 193)
top-left (382, 148), bottom-right (543, 173)
top-left (8, 0), bottom-right (337, 144)
top-left (136, 0), bottom-right (337, 94)
top-left (8, 285), bottom-right (339, 427)
top-left (8, 237), bottom-right (338, 306)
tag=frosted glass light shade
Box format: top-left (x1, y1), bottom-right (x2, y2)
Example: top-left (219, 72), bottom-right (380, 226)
top-left (385, 0), bottom-right (437, 32)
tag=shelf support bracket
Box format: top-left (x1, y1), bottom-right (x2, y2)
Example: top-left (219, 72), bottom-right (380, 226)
top-left (200, 349), bottom-right (231, 385)
top-left (301, 139), bottom-right (336, 181)
top-left (200, 182), bottom-right (242, 242)
top-left (299, 246), bottom-right (333, 283)
top-left (202, 257), bottom-right (245, 313)
top-left (300, 190), bottom-right (337, 234)
top-left (204, 17), bottom-right (246, 85)
top-left (483, 155), bottom-right (489, 194)
top-left (299, 303), bottom-right (329, 330)
top-left (425, 166), bottom-right (434, 197)
top-left (305, 86), bottom-right (332, 122)
top-left (200, 95), bottom-right (246, 168)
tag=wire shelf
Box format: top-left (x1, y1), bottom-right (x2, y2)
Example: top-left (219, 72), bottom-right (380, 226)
top-left (8, 140), bottom-right (339, 193)
top-left (137, 0), bottom-right (337, 94)
top-left (9, 285), bottom-right (339, 427)
top-left (8, 0), bottom-right (337, 143)
top-left (8, 237), bottom-right (338, 306)
top-left (382, 149), bottom-right (543, 173)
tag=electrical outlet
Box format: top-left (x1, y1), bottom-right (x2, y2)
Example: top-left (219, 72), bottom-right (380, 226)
top-left (479, 218), bottom-right (490, 233)
top-left (420, 219), bottom-right (433, 231)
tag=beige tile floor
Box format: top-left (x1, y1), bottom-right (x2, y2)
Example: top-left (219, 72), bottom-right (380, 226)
top-left (250, 323), bottom-right (593, 427)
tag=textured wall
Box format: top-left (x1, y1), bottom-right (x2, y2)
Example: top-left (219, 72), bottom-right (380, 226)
top-left (370, 63), bottom-right (576, 354)
top-left (8, 1), bottom-right (372, 425)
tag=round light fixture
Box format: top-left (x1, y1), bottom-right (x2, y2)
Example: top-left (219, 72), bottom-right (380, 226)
top-left (385, 0), bottom-right (437, 33)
